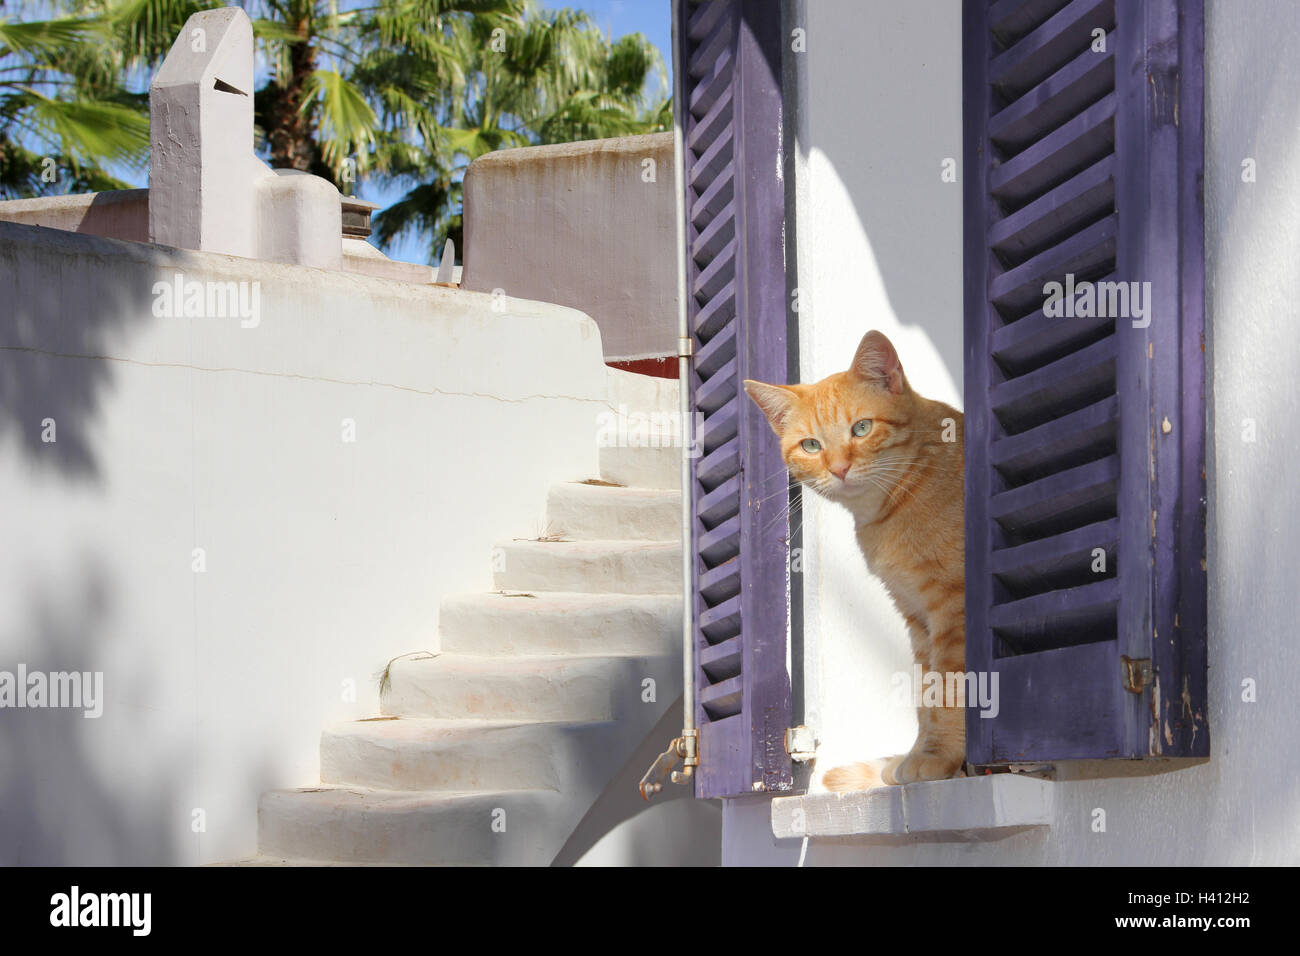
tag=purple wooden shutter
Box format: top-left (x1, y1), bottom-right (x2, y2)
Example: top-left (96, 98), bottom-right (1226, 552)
top-left (675, 0), bottom-right (792, 798)
top-left (963, 0), bottom-right (1207, 762)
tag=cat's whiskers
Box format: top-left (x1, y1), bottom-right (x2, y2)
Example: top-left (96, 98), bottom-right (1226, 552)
top-left (761, 492), bottom-right (804, 536)
top-left (752, 481), bottom-right (802, 505)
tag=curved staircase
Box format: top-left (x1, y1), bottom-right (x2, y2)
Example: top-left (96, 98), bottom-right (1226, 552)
top-left (252, 372), bottom-right (686, 865)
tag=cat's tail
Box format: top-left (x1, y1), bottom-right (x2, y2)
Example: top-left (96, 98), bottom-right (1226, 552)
top-left (821, 756), bottom-right (902, 792)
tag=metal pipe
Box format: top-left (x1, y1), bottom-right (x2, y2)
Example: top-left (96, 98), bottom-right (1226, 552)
top-left (670, 0), bottom-right (696, 752)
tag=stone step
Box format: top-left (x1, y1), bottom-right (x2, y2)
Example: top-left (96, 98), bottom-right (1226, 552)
top-left (492, 538), bottom-right (680, 594)
top-left (258, 787), bottom-right (569, 865)
top-left (320, 717), bottom-right (617, 791)
top-left (439, 591), bottom-right (681, 657)
top-left (598, 444), bottom-right (681, 490)
top-left (606, 367), bottom-right (679, 418)
top-left (545, 481), bottom-right (680, 541)
top-left (381, 653), bottom-right (676, 722)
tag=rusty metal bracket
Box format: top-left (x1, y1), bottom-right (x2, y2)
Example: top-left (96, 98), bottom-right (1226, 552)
top-left (1121, 656), bottom-right (1154, 694)
top-left (638, 729), bottom-right (698, 800)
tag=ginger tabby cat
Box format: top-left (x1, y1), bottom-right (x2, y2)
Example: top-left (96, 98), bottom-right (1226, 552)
top-left (744, 330), bottom-right (966, 790)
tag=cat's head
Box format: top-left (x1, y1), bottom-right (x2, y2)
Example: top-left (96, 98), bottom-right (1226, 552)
top-left (743, 330), bottom-right (920, 506)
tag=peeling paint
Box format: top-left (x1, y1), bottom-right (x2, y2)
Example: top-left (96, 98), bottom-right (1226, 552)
top-left (1148, 676), bottom-right (1162, 756)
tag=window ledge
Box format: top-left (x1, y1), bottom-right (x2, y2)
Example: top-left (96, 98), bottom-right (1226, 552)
top-left (770, 774), bottom-right (1053, 842)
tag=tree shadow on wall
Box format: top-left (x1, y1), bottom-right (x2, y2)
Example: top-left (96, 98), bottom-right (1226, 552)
top-left (0, 222), bottom-right (161, 482)
top-left (0, 556), bottom-right (181, 865)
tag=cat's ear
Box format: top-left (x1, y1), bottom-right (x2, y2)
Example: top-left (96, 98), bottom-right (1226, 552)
top-left (744, 380), bottom-right (798, 435)
top-left (851, 330), bottom-right (906, 394)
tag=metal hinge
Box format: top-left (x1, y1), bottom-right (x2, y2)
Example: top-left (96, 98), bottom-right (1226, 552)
top-left (678, 336), bottom-right (695, 359)
top-left (638, 729), bottom-right (698, 800)
top-left (785, 725), bottom-right (817, 763)
top-left (1121, 656), bottom-right (1153, 694)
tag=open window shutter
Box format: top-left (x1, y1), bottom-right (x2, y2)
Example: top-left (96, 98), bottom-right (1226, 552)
top-left (674, 0), bottom-right (792, 798)
top-left (963, 0), bottom-right (1207, 762)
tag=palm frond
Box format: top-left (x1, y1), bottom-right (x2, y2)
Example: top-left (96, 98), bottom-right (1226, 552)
top-left (303, 66), bottom-right (377, 174)
top-left (20, 87), bottom-right (150, 168)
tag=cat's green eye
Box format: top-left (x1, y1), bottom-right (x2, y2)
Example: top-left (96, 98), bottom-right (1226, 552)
top-left (851, 419), bottom-right (872, 437)
top-left (800, 438), bottom-right (821, 453)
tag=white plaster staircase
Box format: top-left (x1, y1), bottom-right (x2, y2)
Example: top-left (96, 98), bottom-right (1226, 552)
top-left (253, 371), bottom-right (684, 865)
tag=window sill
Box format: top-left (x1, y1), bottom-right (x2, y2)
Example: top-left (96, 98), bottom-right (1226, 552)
top-left (770, 774), bottom-right (1053, 842)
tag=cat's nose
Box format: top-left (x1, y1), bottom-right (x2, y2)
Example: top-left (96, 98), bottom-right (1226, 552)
top-left (830, 463), bottom-right (850, 481)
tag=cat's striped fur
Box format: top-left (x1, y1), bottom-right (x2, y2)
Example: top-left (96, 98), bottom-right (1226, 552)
top-left (744, 331), bottom-right (965, 790)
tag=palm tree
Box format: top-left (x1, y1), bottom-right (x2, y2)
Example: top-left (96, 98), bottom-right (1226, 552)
top-left (82, 0), bottom-right (523, 184)
top-left (45, 0), bottom-right (669, 258)
top-left (0, 13), bottom-right (150, 197)
top-left (366, 4), bottom-right (670, 260)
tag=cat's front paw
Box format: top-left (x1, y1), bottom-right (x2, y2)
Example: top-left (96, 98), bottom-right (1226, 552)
top-left (891, 750), bottom-right (964, 785)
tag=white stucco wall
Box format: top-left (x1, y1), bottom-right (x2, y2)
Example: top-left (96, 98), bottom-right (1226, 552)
top-left (723, 0), bottom-right (1300, 865)
top-left (0, 222), bottom-right (605, 864)
top-left (461, 134), bottom-right (679, 364)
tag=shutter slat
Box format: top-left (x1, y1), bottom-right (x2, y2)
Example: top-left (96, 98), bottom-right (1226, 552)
top-left (699, 514), bottom-right (741, 567)
top-left (692, 160), bottom-right (735, 222)
top-left (696, 354), bottom-right (737, 412)
top-left (990, 0), bottom-right (1115, 100)
top-left (687, 0), bottom-right (730, 43)
top-left (694, 280), bottom-right (735, 344)
top-left (991, 272), bottom-right (1115, 374)
top-left (989, 92), bottom-right (1115, 210)
top-left (990, 156), bottom-right (1115, 266)
top-left (697, 474), bottom-right (740, 529)
top-left (691, 235), bottom-right (736, 302)
top-left (989, 0), bottom-right (1070, 47)
top-left (699, 558), bottom-right (741, 605)
top-left (687, 82), bottom-right (734, 153)
top-left (689, 126), bottom-right (735, 189)
top-left (700, 397), bottom-right (739, 454)
top-left (700, 676), bottom-right (743, 719)
top-left (990, 455), bottom-right (1119, 540)
top-left (700, 636), bottom-right (743, 682)
top-left (688, 15), bottom-right (734, 81)
top-left (689, 48), bottom-right (733, 117)
top-left (699, 596), bottom-right (741, 642)
top-left (991, 517), bottom-right (1120, 595)
top-left (990, 578), bottom-right (1120, 652)
top-left (988, 214), bottom-right (1117, 315)
top-left (696, 435), bottom-right (739, 492)
top-left (692, 198), bottom-right (736, 264)
top-left (990, 334), bottom-right (1116, 434)
top-left (694, 317), bottom-right (737, 377)
top-left (990, 34), bottom-right (1115, 155)
top-left (991, 395), bottom-right (1118, 483)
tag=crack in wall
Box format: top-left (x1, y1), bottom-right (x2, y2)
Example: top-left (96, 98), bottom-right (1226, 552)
top-left (0, 344), bottom-right (608, 406)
